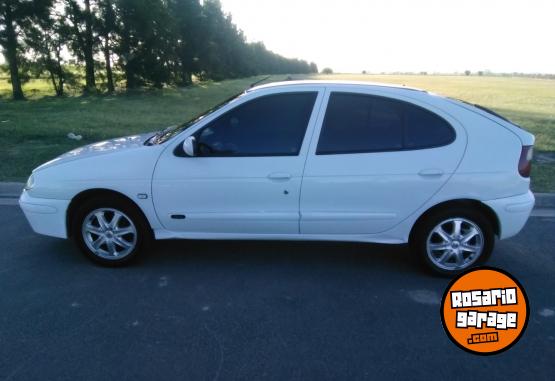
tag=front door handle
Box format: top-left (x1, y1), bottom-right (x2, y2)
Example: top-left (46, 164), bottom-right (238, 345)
top-left (267, 172), bottom-right (291, 181)
top-left (418, 169), bottom-right (444, 177)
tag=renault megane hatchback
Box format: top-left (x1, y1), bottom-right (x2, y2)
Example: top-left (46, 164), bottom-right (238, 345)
top-left (19, 81), bottom-right (535, 275)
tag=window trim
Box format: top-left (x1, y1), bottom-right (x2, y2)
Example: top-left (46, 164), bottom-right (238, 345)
top-left (174, 91), bottom-right (319, 158)
top-left (316, 92), bottom-right (456, 156)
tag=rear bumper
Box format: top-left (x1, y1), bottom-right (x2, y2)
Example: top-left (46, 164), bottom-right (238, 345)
top-left (483, 190), bottom-right (535, 239)
top-left (19, 191), bottom-right (70, 239)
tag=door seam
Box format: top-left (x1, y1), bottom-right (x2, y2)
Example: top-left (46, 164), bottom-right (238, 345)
top-left (297, 87), bottom-right (328, 233)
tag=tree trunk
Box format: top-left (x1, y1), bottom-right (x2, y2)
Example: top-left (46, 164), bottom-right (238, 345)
top-left (3, 5), bottom-right (25, 100)
top-left (102, 0), bottom-right (115, 93)
top-left (48, 67), bottom-right (61, 96)
top-left (54, 48), bottom-right (64, 96)
top-left (83, 0), bottom-right (96, 92)
top-left (120, 21), bottom-right (136, 89)
top-left (124, 62), bottom-right (137, 89)
top-left (181, 65), bottom-right (192, 86)
top-left (103, 38), bottom-right (114, 93)
top-left (58, 49), bottom-right (64, 96)
top-left (58, 71), bottom-right (64, 96)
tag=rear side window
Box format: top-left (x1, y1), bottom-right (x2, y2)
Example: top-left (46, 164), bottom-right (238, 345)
top-left (317, 93), bottom-right (455, 155)
top-left (404, 105), bottom-right (455, 149)
top-left (195, 92), bottom-right (317, 157)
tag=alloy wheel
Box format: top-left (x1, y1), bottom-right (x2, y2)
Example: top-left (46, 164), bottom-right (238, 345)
top-left (426, 217), bottom-right (484, 271)
top-left (81, 208), bottom-right (138, 259)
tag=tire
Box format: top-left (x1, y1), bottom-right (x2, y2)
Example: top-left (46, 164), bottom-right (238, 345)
top-left (410, 207), bottom-right (495, 276)
top-left (72, 195), bottom-right (152, 266)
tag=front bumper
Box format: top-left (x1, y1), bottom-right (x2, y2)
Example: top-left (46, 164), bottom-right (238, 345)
top-left (19, 191), bottom-right (70, 239)
top-left (483, 190), bottom-right (535, 239)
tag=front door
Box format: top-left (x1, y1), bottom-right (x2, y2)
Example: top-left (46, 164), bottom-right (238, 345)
top-left (152, 89), bottom-right (323, 235)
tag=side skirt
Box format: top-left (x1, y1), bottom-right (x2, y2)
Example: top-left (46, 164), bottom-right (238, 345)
top-left (153, 229), bottom-right (406, 244)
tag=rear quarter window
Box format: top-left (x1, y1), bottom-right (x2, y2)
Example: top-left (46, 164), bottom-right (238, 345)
top-left (404, 103), bottom-right (455, 149)
top-left (317, 92), bottom-right (455, 155)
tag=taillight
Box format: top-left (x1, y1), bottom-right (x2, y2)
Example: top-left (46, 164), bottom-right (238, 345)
top-left (518, 145), bottom-right (533, 177)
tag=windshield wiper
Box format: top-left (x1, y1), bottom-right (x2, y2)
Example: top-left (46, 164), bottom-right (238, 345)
top-left (146, 125), bottom-right (177, 145)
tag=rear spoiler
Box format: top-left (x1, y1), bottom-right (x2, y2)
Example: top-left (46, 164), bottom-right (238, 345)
top-left (446, 98), bottom-right (535, 146)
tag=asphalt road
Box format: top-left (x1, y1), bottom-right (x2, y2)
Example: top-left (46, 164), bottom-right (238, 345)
top-left (1, 204), bottom-right (554, 381)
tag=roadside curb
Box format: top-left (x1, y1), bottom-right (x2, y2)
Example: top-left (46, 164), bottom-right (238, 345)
top-left (1, 182), bottom-right (555, 209)
top-left (534, 193), bottom-right (555, 209)
top-left (0, 182), bottom-right (24, 199)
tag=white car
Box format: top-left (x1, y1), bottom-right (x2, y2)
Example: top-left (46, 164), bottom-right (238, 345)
top-left (19, 80), bottom-right (535, 275)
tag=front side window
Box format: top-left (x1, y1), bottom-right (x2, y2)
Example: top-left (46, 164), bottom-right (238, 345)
top-left (317, 92), bottom-right (455, 155)
top-left (194, 92), bottom-right (318, 157)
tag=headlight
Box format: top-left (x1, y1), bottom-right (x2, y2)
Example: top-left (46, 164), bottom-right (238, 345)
top-left (24, 174), bottom-right (35, 190)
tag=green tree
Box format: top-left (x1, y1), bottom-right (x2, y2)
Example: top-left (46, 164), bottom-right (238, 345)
top-left (63, 0), bottom-right (97, 92)
top-left (197, 0), bottom-right (233, 80)
top-left (168, 0), bottom-right (202, 86)
top-left (3, 0), bottom-right (318, 97)
top-left (115, 0), bottom-right (174, 88)
top-left (0, 0), bottom-right (52, 100)
top-left (310, 62), bottom-right (318, 73)
top-left (97, 0), bottom-right (117, 92)
top-left (24, 4), bottom-right (68, 96)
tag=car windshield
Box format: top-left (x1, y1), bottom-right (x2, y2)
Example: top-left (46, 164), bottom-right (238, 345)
top-left (146, 91), bottom-right (246, 145)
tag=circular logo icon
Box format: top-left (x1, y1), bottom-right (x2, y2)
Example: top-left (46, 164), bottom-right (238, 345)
top-left (441, 267), bottom-right (529, 355)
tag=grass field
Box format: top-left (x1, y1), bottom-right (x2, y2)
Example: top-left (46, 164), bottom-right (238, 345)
top-left (1, 74), bottom-right (554, 191)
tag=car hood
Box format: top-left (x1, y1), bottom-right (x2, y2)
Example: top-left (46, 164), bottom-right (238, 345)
top-left (34, 132), bottom-right (154, 172)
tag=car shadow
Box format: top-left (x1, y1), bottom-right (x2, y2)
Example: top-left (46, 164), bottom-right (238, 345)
top-left (39, 234), bottom-right (424, 276)
top-left (137, 238), bottom-right (423, 276)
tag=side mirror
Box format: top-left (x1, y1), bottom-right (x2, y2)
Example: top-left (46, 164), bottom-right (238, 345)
top-left (183, 136), bottom-right (197, 157)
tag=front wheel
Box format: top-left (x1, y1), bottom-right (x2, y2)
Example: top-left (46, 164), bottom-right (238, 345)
top-left (411, 208), bottom-right (495, 276)
top-left (73, 197), bottom-right (151, 266)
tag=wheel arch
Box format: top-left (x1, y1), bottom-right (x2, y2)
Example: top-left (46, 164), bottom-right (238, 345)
top-left (66, 188), bottom-right (153, 238)
top-left (409, 198), bottom-right (501, 243)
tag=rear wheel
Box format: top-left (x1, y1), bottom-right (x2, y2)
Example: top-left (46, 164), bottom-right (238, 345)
top-left (411, 208), bottom-right (494, 276)
top-left (72, 196), bottom-right (151, 266)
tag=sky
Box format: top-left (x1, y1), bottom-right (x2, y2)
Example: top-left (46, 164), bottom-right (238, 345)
top-left (2, 0), bottom-right (553, 74)
top-left (220, 0), bottom-right (555, 74)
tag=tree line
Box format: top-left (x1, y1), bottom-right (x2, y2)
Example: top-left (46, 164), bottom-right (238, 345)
top-left (0, 0), bottom-right (318, 100)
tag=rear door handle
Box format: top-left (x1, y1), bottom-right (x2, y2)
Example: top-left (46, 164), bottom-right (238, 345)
top-left (267, 172), bottom-right (291, 181)
top-left (418, 169), bottom-right (444, 177)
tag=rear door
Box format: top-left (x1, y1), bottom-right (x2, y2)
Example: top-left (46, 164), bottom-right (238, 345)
top-left (300, 88), bottom-right (466, 235)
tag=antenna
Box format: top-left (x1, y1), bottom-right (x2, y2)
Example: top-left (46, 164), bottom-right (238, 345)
top-left (249, 75), bottom-right (271, 88)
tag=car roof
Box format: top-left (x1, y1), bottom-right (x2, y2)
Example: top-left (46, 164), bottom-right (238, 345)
top-left (248, 80), bottom-right (426, 93)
